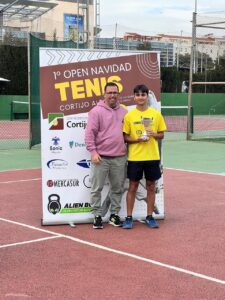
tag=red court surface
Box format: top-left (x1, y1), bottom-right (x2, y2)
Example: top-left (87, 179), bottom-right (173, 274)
top-left (165, 115), bottom-right (225, 132)
top-left (0, 116), bottom-right (224, 139)
top-left (0, 168), bottom-right (225, 299)
top-left (0, 121), bottom-right (29, 139)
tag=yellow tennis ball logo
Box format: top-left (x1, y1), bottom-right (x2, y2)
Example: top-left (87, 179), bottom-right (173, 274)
top-left (53, 119), bottom-right (58, 126)
top-left (48, 113), bottom-right (64, 130)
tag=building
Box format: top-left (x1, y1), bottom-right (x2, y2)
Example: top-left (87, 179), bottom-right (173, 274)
top-left (0, 0), bottom-right (94, 46)
top-left (124, 32), bottom-right (225, 64)
top-left (1, 1), bottom-right (225, 66)
top-left (94, 37), bottom-right (174, 67)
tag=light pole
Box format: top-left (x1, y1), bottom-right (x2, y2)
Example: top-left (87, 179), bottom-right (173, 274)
top-left (113, 22), bottom-right (118, 50)
top-left (205, 54), bottom-right (208, 93)
top-left (193, 0), bottom-right (197, 73)
top-left (187, 0), bottom-right (198, 139)
top-left (177, 30), bottom-right (183, 70)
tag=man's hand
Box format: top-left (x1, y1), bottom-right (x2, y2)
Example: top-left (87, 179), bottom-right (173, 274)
top-left (91, 153), bottom-right (102, 164)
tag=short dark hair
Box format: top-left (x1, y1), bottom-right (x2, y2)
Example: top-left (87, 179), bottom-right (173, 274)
top-left (133, 84), bottom-right (149, 94)
top-left (104, 82), bottom-right (119, 92)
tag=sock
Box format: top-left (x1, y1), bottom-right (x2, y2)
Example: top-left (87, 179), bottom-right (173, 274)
top-left (146, 215), bottom-right (153, 219)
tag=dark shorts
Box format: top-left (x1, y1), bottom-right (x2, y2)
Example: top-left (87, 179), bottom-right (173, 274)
top-left (127, 160), bottom-right (161, 182)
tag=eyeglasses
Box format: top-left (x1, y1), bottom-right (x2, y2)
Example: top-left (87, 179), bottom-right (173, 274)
top-left (135, 93), bottom-right (147, 97)
top-left (106, 91), bottom-right (119, 95)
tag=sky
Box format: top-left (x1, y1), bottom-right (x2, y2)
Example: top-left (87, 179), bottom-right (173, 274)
top-left (99, 0), bottom-right (225, 38)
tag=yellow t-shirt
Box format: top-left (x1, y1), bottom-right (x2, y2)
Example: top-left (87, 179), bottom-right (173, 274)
top-left (123, 108), bottom-right (167, 161)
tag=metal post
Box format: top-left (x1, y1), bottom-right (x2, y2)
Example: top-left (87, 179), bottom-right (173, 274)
top-left (166, 44), bottom-right (168, 67)
top-left (193, 11), bottom-right (197, 73)
top-left (95, 0), bottom-right (101, 38)
top-left (195, 0), bottom-right (197, 14)
top-left (200, 46), bottom-right (203, 73)
top-left (205, 55), bottom-right (207, 93)
top-left (77, 0), bottom-right (79, 49)
top-left (86, 0), bottom-right (90, 48)
top-left (177, 30), bottom-right (183, 70)
top-left (113, 23), bottom-right (117, 50)
top-left (28, 33), bottom-right (32, 149)
top-left (187, 11), bottom-right (196, 140)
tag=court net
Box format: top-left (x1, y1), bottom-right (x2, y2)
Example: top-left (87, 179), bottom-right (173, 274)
top-left (161, 105), bottom-right (225, 142)
top-left (0, 101), bottom-right (29, 150)
top-left (161, 106), bottom-right (191, 133)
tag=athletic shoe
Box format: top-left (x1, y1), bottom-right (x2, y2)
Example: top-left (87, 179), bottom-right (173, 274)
top-left (93, 216), bottom-right (103, 229)
top-left (109, 214), bottom-right (122, 227)
top-left (146, 215), bottom-right (159, 229)
top-left (122, 216), bottom-right (133, 229)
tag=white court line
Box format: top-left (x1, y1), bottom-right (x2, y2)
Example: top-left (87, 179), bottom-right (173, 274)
top-left (5, 293), bottom-right (31, 298)
top-left (0, 168), bottom-right (40, 173)
top-left (0, 217), bottom-right (225, 286)
top-left (164, 167), bottom-right (225, 176)
top-left (0, 178), bottom-right (41, 184)
top-left (0, 236), bottom-right (60, 249)
top-left (2, 167), bottom-right (223, 176)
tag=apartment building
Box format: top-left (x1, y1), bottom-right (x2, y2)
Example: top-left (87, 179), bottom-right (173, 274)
top-left (124, 32), bottom-right (225, 62)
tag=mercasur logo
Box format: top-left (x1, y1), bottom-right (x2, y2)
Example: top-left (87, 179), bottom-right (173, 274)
top-left (77, 159), bottom-right (91, 168)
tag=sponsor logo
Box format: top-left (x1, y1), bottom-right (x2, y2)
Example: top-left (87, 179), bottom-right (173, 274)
top-left (47, 159), bottom-right (68, 169)
top-left (77, 159), bottom-right (91, 169)
top-left (66, 120), bottom-right (87, 129)
top-left (47, 179), bottom-right (79, 187)
top-left (136, 129), bottom-right (142, 136)
top-left (48, 113), bottom-right (64, 130)
top-left (52, 136), bottom-right (60, 145)
top-left (60, 202), bottom-right (91, 214)
top-left (50, 136), bottom-right (63, 153)
top-left (69, 141), bottom-right (86, 148)
top-left (48, 194), bottom-right (61, 214)
top-left (83, 174), bottom-right (91, 188)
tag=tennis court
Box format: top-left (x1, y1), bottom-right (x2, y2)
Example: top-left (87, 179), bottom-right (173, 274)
top-left (0, 135), bottom-right (225, 299)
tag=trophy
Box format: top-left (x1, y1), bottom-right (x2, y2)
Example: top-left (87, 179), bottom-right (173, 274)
top-left (141, 117), bottom-right (151, 140)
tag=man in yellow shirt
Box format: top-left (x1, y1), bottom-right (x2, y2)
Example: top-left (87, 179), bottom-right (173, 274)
top-left (123, 84), bottom-right (167, 229)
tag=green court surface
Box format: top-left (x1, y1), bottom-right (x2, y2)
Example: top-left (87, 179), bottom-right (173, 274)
top-left (163, 137), bottom-right (225, 175)
top-left (0, 147), bottom-right (41, 171)
top-left (0, 139), bottom-right (224, 175)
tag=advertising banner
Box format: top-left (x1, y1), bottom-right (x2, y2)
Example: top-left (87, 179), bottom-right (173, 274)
top-left (64, 14), bottom-right (84, 42)
top-left (40, 49), bottom-right (164, 225)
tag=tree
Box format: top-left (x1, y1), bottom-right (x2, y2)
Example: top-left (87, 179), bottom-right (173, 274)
top-left (176, 53), bottom-right (191, 70)
top-left (137, 42), bottom-right (152, 51)
top-left (161, 67), bottom-right (182, 92)
top-left (0, 32), bottom-right (28, 95)
top-left (177, 52), bottom-right (214, 72)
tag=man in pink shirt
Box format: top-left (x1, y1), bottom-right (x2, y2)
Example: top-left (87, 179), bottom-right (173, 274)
top-left (85, 82), bottom-right (127, 229)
